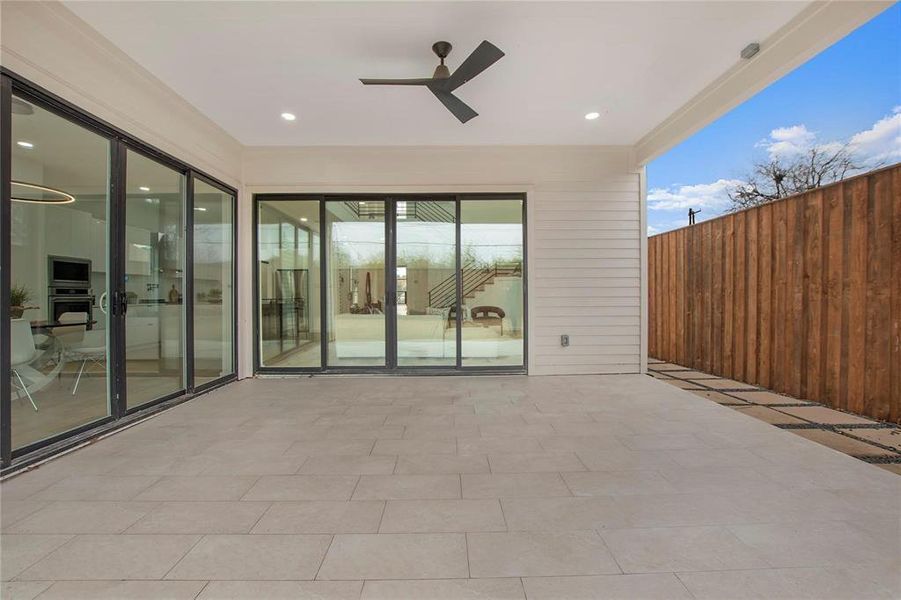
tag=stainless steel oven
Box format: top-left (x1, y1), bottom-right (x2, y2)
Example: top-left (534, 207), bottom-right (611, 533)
top-left (48, 255), bottom-right (91, 288)
top-left (48, 288), bottom-right (95, 329)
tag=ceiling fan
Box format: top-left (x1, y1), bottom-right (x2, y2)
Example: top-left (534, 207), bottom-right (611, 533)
top-left (360, 40), bottom-right (504, 124)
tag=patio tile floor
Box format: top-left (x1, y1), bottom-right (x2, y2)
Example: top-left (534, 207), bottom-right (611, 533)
top-left (1, 374), bottom-right (899, 598)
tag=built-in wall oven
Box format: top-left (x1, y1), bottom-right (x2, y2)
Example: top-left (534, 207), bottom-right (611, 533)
top-left (47, 256), bottom-right (94, 328)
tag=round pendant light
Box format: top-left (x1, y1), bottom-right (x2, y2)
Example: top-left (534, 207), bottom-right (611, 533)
top-left (11, 181), bottom-right (76, 205)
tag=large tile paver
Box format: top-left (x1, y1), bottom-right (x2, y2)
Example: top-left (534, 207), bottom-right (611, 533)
top-left (467, 530), bottom-right (620, 577)
top-left (601, 526), bottom-right (768, 573)
top-left (18, 534), bottom-right (199, 580)
top-left (197, 581), bottom-right (363, 600)
top-left (379, 499), bottom-right (505, 533)
top-left (1, 374), bottom-right (898, 597)
top-left (317, 533), bottom-right (468, 580)
top-left (35, 581), bottom-right (206, 600)
top-left (251, 501), bottom-right (384, 534)
top-left (166, 534), bottom-right (332, 580)
top-left (523, 574), bottom-right (693, 599)
top-left (361, 578), bottom-right (524, 600)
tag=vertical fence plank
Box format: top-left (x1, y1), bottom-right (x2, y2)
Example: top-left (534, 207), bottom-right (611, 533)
top-left (723, 215), bottom-right (735, 378)
top-left (734, 212), bottom-right (747, 382)
top-left (773, 200), bottom-right (788, 393)
top-left (865, 170), bottom-right (893, 420)
top-left (786, 199), bottom-right (805, 398)
top-left (712, 220), bottom-right (724, 375)
top-left (745, 209), bottom-right (759, 383)
top-left (668, 233), bottom-right (677, 359)
top-left (847, 177), bottom-right (868, 415)
top-left (891, 168), bottom-right (901, 423)
top-left (803, 191), bottom-right (825, 401)
top-left (823, 184), bottom-right (845, 409)
top-left (757, 204), bottom-right (773, 388)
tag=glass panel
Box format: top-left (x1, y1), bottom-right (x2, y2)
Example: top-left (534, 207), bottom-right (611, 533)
top-left (326, 200), bottom-right (386, 367)
top-left (396, 200), bottom-right (456, 366)
top-left (124, 150), bottom-right (185, 407)
top-left (460, 199), bottom-right (524, 367)
top-left (257, 200), bottom-right (321, 368)
top-left (193, 179), bottom-right (234, 385)
top-left (9, 95), bottom-right (111, 449)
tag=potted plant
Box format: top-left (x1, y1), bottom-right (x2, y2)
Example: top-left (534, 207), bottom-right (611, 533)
top-left (10, 284), bottom-right (34, 319)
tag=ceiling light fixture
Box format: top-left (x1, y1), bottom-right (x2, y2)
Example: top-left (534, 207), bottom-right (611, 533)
top-left (139, 186), bottom-right (150, 192)
top-left (584, 112), bottom-right (600, 120)
top-left (194, 207), bottom-right (207, 212)
top-left (300, 217), bottom-right (308, 222)
top-left (16, 141), bottom-right (34, 149)
top-left (281, 112), bottom-right (297, 121)
top-left (11, 181), bottom-right (75, 204)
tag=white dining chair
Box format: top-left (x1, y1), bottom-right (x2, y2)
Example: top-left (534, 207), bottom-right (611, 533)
top-left (10, 319), bottom-right (39, 411)
top-left (68, 328), bottom-right (107, 395)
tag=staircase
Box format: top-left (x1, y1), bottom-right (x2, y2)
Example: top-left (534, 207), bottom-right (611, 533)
top-left (428, 262), bottom-right (522, 308)
top-left (343, 200), bottom-right (454, 223)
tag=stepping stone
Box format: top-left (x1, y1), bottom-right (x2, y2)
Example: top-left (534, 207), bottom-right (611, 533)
top-left (731, 405), bottom-right (806, 426)
top-left (778, 406), bottom-right (878, 426)
top-left (789, 429), bottom-right (896, 458)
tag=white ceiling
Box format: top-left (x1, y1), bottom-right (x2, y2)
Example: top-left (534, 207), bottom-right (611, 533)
top-left (63, 1), bottom-right (809, 147)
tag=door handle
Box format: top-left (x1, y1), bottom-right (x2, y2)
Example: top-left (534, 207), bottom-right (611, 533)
top-left (99, 292), bottom-right (109, 315)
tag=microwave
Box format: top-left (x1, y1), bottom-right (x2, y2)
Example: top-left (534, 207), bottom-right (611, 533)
top-left (48, 255), bottom-right (92, 288)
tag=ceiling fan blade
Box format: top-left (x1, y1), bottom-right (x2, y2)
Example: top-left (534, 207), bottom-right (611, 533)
top-left (428, 87), bottom-right (478, 123)
top-left (443, 40), bottom-right (504, 92)
top-left (359, 78), bottom-right (433, 86)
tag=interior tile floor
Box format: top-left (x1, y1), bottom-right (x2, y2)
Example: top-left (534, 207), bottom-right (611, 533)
top-left (2, 374), bottom-right (899, 599)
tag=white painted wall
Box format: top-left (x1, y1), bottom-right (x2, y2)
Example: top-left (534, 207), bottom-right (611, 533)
top-left (0, 1), bottom-right (243, 186)
top-left (241, 146), bottom-right (642, 377)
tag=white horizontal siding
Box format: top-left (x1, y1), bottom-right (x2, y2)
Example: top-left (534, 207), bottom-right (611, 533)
top-left (529, 177), bottom-right (641, 376)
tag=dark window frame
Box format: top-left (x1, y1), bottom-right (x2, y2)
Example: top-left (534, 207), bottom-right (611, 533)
top-left (253, 193), bottom-right (528, 376)
top-left (0, 69), bottom-right (239, 471)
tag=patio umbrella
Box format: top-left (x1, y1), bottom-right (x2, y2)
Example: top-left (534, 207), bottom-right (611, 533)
top-left (365, 272), bottom-right (372, 307)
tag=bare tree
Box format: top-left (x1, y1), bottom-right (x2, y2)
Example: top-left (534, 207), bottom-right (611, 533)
top-left (728, 145), bottom-right (863, 211)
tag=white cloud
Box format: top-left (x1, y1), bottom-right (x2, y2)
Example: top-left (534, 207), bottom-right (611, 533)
top-left (648, 178), bottom-right (742, 211)
top-left (647, 224), bottom-right (660, 236)
top-left (847, 107), bottom-right (901, 166)
top-left (760, 124), bottom-right (816, 159)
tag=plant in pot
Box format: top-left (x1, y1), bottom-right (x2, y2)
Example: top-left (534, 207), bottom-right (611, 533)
top-left (10, 284), bottom-right (35, 319)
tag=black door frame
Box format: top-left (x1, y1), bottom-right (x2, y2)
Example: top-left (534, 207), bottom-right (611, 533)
top-left (253, 193), bottom-right (528, 376)
top-left (0, 69), bottom-right (239, 469)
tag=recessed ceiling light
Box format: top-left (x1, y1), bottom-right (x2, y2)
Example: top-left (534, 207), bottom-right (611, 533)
top-left (281, 112), bottom-right (296, 121)
top-left (584, 112), bottom-right (600, 120)
top-left (359, 201), bottom-right (366, 205)
top-left (139, 186), bottom-right (150, 192)
top-left (17, 141), bottom-right (34, 149)
top-left (194, 207), bottom-right (207, 212)
top-left (300, 217), bottom-right (308, 222)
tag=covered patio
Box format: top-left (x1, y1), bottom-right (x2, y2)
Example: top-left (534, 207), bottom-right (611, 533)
top-left (2, 374), bottom-right (898, 598)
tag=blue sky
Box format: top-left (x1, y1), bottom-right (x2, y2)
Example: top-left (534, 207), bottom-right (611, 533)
top-left (647, 3), bottom-right (901, 235)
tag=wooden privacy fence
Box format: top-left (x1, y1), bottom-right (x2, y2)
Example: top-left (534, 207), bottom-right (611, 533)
top-left (648, 164), bottom-right (900, 423)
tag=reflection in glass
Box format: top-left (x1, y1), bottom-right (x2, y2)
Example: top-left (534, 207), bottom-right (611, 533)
top-left (193, 179), bottom-right (235, 385)
top-left (396, 200), bottom-right (456, 366)
top-left (460, 199), bottom-right (524, 366)
top-left (124, 150), bottom-right (185, 407)
top-left (9, 96), bottom-right (111, 449)
top-left (326, 200), bottom-right (386, 366)
top-left (257, 200), bottom-right (321, 367)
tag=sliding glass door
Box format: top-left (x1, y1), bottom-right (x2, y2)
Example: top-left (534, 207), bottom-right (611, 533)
top-left (8, 94), bottom-right (113, 450)
top-left (396, 199), bottom-right (456, 367)
top-left (122, 149), bottom-right (186, 408)
top-left (254, 195), bottom-right (526, 373)
top-left (257, 199), bottom-right (321, 368)
top-left (2, 72), bottom-right (239, 465)
top-left (326, 199), bottom-right (387, 367)
top-left (192, 177), bottom-right (235, 387)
